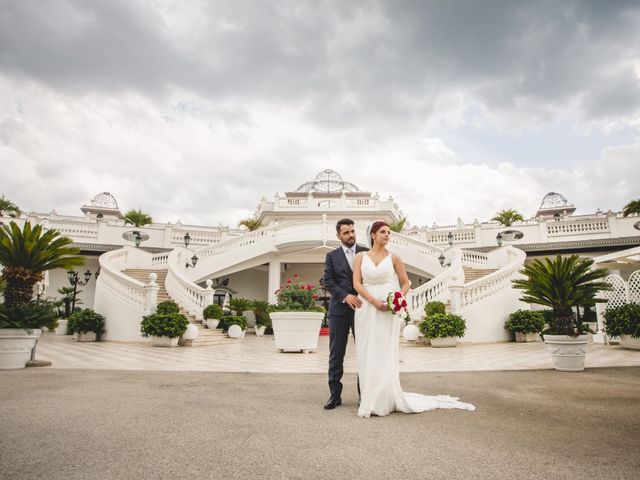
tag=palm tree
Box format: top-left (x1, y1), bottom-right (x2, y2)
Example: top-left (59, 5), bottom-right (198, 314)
top-left (389, 217), bottom-right (407, 233)
top-left (238, 217), bottom-right (263, 231)
top-left (0, 221), bottom-right (84, 307)
top-left (123, 209), bottom-right (153, 227)
top-left (512, 254), bottom-right (609, 336)
top-left (623, 199), bottom-right (640, 217)
top-left (0, 195), bottom-right (21, 218)
top-left (492, 209), bottom-right (524, 226)
top-left (56, 286), bottom-right (82, 318)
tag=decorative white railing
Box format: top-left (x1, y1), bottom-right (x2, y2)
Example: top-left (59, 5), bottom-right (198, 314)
top-left (386, 231), bottom-right (442, 258)
top-left (461, 250), bottom-right (489, 267)
top-left (49, 221), bottom-right (100, 238)
top-left (164, 249), bottom-right (213, 319)
top-left (98, 249), bottom-right (147, 311)
top-left (458, 247), bottom-right (526, 309)
top-left (427, 230), bottom-right (476, 244)
top-left (407, 250), bottom-right (463, 317)
top-left (546, 219), bottom-right (610, 236)
top-left (151, 252), bottom-right (170, 268)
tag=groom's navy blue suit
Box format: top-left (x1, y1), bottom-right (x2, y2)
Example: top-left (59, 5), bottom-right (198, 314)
top-left (323, 243), bottom-right (369, 400)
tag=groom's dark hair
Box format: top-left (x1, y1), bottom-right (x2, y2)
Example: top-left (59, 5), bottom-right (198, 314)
top-left (336, 218), bottom-right (354, 232)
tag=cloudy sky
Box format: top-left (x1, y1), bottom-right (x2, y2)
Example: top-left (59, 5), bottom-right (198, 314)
top-left (1, 0), bottom-right (639, 228)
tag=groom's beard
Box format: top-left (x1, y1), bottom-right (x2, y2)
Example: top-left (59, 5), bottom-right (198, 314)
top-left (341, 238), bottom-right (356, 248)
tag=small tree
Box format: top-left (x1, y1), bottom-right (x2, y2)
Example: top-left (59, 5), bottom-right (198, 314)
top-left (512, 255), bottom-right (609, 336)
top-left (0, 222), bottom-right (84, 307)
top-left (491, 209), bottom-right (524, 226)
top-left (389, 217), bottom-right (407, 233)
top-left (0, 195), bottom-right (21, 218)
top-left (238, 217), bottom-right (263, 231)
top-left (623, 199), bottom-right (640, 217)
top-left (123, 209), bottom-right (153, 227)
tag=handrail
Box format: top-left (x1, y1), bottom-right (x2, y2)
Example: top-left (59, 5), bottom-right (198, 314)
top-left (98, 249), bottom-right (147, 311)
top-left (164, 248), bottom-right (212, 319)
top-left (459, 246), bottom-right (526, 308)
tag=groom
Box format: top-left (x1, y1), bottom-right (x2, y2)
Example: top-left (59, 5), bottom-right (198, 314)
top-left (322, 218), bottom-right (368, 409)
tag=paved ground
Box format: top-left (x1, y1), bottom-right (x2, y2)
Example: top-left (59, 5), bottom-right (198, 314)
top-left (1, 367), bottom-right (639, 480)
top-left (33, 332), bottom-right (640, 373)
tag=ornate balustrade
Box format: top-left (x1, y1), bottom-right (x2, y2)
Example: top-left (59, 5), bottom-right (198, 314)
top-left (546, 219), bottom-right (610, 236)
top-left (164, 249), bottom-right (214, 319)
top-left (461, 251), bottom-right (489, 266)
top-left (458, 247), bottom-right (526, 309)
top-left (98, 249), bottom-right (147, 311)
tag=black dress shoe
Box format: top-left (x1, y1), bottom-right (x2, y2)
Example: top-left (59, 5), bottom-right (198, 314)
top-left (324, 396), bottom-right (342, 410)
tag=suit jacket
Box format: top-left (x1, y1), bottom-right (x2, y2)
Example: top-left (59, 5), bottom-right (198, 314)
top-left (323, 244), bottom-right (369, 318)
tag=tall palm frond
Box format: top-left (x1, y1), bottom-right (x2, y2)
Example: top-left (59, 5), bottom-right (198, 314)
top-left (0, 195), bottom-right (21, 218)
top-left (123, 209), bottom-right (153, 227)
top-left (623, 199), bottom-right (640, 217)
top-left (512, 254), bottom-right (609, 335)
top-left (238, 217), bottom-right (263, 231)
top-left (389, 217), bottom-right (407, 233)
top-left (0, 221), bottom-right (84, 307)
top-left (491, 209), bottom-right (524, 226)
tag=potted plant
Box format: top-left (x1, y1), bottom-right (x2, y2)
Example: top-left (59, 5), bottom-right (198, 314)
top-left (67, 309), bottom-right (105, 342)
top-left (140, 312), bottom-right (189, 347)
top-left (250, 300), bottom-right (270, 336)
top-left (0, 301), bottom-right (57, 369)
top-left (604, 303), bottom-right (640, 350)
top-left (512, 254), bottom-right (609, 371)
top-left (156, 300), bottom-right (180, 314)
top-left (219, 315), bottom-right (247, 338)
top-left (54, 286), bottom-right (82, 335)
top-left (504, 309), bottom-right (545, 342)
top-left (269, 275), bottom-right (325, 352)
top-left (203, 304), bottom-right (224, 330)
top-left (0, 221), bottom-right (84, 368)
top-left (419, 312), bottom-right (466, 347)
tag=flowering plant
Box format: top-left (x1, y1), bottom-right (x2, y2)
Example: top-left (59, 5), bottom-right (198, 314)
top-left (272, 274), bottom-right (325, 312)
top-left (387, 291), bottom-right (410, 323)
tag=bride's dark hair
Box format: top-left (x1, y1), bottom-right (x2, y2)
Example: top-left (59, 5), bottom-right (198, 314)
top-left (369, 221), bottom-right (389, 247)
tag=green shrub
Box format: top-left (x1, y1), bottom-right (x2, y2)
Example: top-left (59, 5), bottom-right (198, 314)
top-left (67, 309), bottom-right (105, 335)
top-left (0, 301), bottom-right (58, 331)
top-left (272, 276), bottom-right (324, 312)
top-left (504, 310), bottom-right (546, 334)
top-left (140, 313), bottom-right (189, 339)
top-left (219, 315), bottom-right (247, 332)
top-left (229, 298), bottom-right (252, 316)
top-left (203, 304), bottom-right (224, 320)
top-left (156, 300), bottom-right (180, 315)
top-left (424, 301), bottom-right (446, 318)
top-left (251, 300), bottom-right (271, 327)
top-left (604, 303), bottom-right (640, 338)
top-left (419, 313), bottom-right (466, 339)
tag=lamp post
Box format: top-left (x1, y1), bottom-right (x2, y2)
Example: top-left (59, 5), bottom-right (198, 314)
top-left (438, 253), bottom-right (451, 268)
top-left (185, 254), bottom-right (198, 268)
top-left (496, 232), bottom-right (503, 247)
top-left (447, 231), bottom-right (454, 246)
top-left (67, 269), bottom-right (99, 313)
top-left (183, 232), bottom-right (191, 248)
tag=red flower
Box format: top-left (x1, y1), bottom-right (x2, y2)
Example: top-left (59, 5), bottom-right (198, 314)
top-left (306, 284), bottom-right (314, 290)
top-left (312, 295), bottom-right (318, 300)
top-left (394, 291), bottom-right (402, 299)
top-left (401, 300), bottom-right (407, 308)
top-left (294, 274), bottom-right (299, 278)
top-left (287, 279), bottom-right (292, 284)
top-left (300, 285), bottom-right (306, 289)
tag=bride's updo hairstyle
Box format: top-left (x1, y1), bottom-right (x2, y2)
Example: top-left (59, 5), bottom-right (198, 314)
top-left (369, 220), bottom-right (390, 247)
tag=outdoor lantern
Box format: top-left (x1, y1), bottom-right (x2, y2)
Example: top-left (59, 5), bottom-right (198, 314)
top-left (184, 232), bottom-right (191, 247)
top-left (438, 253), bottom-right (446, 267)
top-left (83, 270), bottom-right (92, 282)
top-left (447, 231), bottom-right (454, 246)
top-left (496, 232), bottom-right (503, 247)
top-left (186, 254), bottom-right (199, 268)
top-left (67, 270), bottom-right (76, 283)
top-left (134, 231), bottom-right (142, 248)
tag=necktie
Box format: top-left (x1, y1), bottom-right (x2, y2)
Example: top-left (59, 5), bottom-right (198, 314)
top-left (346, 248), bottom-right (354, 270)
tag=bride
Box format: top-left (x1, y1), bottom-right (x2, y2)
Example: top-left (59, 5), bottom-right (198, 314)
top-left (353, 220), bottom-right (475, 418)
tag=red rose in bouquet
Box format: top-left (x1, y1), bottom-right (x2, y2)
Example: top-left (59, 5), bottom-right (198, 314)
top-left (386, 291), bottom-right (410, 323)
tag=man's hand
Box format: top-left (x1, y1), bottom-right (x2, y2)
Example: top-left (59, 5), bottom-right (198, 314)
top-left (345, 294), bottom-right (363, 309)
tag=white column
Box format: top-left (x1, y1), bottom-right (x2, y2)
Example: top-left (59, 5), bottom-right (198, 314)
top-left (268, 260), bottom-right (282, 304)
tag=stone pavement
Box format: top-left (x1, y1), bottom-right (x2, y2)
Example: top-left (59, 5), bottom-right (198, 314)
top-left (34, 331), bottom-right (640, 373)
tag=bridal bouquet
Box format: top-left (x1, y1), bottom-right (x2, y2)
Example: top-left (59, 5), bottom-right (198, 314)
top-left (387, 291), bottom-right (410, 323)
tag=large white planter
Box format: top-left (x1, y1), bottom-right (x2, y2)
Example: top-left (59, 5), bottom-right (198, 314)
top-left (430, 336), bottom-right (458, 348)
top-left (254, 325), bottom-right (266, 337)
top-left (515, 332), bottom-right (540, 343)
top-left (150, 335), bottom-right (179, 347)
top-left (55, 319), bottom-right (69, 335)
top-left (543, 334), bottom-right (591, 372)
top-left (76, 331), bottom-right (97, 342)
top-left (0, 329), bottom-right (42, 370)
top-left (620, 335), bottom-right (640, 350)
top-left (270, 311), bottom-right (323, 352)
top-left (205, 319), bottom-right (220, 329)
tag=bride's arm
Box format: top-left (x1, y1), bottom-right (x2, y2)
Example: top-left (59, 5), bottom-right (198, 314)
top-left (353, 253), bottom-right (387, 311)
top-left (392, 253), bottom-right (412, 296)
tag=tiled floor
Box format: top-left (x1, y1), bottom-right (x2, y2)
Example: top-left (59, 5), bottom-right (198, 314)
top-left (34, 332), bottom-right (640, 373)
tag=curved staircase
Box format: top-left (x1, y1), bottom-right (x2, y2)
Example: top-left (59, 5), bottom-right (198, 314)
top-left (123, 269), bottom-right (231, 347)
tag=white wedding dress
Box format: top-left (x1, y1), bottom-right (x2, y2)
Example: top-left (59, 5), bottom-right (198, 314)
top-left (355, 253), bottom-right (476, 418)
